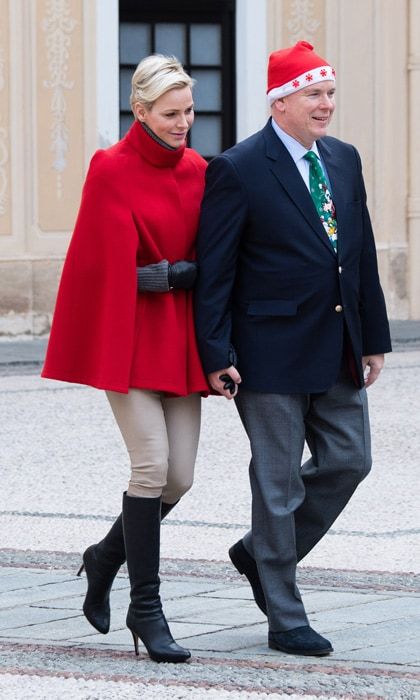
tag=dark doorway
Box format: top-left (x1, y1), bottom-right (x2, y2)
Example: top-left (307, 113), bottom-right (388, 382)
top-left (119, 0), bottom-right (236, 159)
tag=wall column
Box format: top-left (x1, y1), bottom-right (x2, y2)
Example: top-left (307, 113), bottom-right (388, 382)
top-left (0, 0), bottom-right (107, 335)
top-left (408, 0), bottom-right (420, 318)
top-left (236, 0), bottom-right (268, 140)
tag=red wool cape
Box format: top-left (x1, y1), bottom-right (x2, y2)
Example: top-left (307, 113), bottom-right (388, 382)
top-left (42, 121), bottom-right (209, 396)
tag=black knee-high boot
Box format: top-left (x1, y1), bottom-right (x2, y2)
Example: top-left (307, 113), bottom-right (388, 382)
top-left (123, 493), bottom-right (190, 663)
top-left (78, 499), bottom-right (177, 634)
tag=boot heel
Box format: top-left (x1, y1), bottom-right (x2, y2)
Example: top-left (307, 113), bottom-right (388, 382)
top-left (77, 562), bottom-right (85, 577)
top-left (131, 630), bottom-right (140, 656)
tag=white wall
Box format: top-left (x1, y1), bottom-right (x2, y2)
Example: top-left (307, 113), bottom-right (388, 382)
top-left (236, 0), bottom-right (268, 141)
top-left (94, 0), bottom-right (120, 149)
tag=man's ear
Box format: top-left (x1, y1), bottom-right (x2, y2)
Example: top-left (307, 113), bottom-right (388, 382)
top-left (272, 98), bottom-right (286, 115)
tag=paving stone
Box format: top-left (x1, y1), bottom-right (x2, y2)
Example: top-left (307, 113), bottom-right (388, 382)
top-left (160, 579), bottom-right (229, 599)
top-left (30, 596), bottom-right (89, 611)
top-left (71, 621), bottom-right (228, 650)
top-left (178, 622), bottom-right (268, 652)
top-left (196, 585), bottom-right (254, 602)
top-left (339, 638), bottom-right (420, 664)
top-left (325, 617), bottom-right (420, 653)
top-left (0, 604), bottom-right (82, 631)
top-left (0, 613), bottom-right (96, 641)
top-left (70, 627), bottom-right (133, 647)
top-left (305, 619), bottom-right (356, 634)
top-left (309, 594), bottom-right (420, 626)
top-left (301, 589), bottom-right (392, 613)
top-left (93, 578), bottom-right (230, 612)
top-left (0, 578), bottom-right (88, 608)
top-left (0, 571), bottom-right (73, 593)
top-left (167, 596), bottom-right (266, 626)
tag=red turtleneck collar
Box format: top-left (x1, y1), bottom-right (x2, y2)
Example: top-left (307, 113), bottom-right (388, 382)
top-left (125, 119), bottom-right (186, 168)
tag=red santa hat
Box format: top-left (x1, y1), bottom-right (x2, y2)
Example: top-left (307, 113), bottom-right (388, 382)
top-left (267, 41), bottom-right (335, 105)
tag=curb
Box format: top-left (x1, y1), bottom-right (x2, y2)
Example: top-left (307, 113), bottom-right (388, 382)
top-left (0, 321), bottom-right (419, 372)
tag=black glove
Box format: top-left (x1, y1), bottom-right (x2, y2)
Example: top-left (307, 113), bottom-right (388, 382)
top-left (168, 261), bottom-right (198, 290)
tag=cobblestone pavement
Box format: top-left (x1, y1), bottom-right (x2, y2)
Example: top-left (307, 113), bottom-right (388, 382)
top-left (0, 338), bottom-right (419, 699)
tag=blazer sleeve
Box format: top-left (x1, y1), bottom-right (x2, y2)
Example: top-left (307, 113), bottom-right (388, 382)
top-left (194, 155), bottom-right (248, 373)
top-left (354, 147), bottom-right (392, 356)
top-left (42, 150), bottom-right (139, 392)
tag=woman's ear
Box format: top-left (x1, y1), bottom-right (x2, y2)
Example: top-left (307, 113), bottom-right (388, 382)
top-left (134, 103), bottom-right (146, 122)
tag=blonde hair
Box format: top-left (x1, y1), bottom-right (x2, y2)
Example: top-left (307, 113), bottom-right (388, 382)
top-left (130, 54), bottom-right (194, 113)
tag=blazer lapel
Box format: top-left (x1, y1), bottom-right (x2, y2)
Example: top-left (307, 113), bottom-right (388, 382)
top-left (263, 124), bottom-right (336, 256)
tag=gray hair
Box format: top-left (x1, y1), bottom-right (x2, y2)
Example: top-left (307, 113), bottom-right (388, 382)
top-left (130, 54), bottom-right (194, 112)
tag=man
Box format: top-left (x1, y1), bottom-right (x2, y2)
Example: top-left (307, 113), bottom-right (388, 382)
top-left (195, 41), bottom-right (391, 657)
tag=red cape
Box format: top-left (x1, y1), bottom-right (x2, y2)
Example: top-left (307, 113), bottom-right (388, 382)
top-left (42, 122), bottom-right (209, 396)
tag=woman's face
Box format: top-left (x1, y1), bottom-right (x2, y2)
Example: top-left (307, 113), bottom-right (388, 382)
top-left (135, 86), bottom-right (194, 148)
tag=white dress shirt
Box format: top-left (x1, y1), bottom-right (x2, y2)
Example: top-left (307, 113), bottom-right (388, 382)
top-left (270, 118), bottom-right (332, 193)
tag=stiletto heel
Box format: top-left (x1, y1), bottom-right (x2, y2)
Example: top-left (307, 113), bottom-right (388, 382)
top-left (131, 630), bottom-right (139, 656)
top-left (77, 562), bottom-right (85, 577)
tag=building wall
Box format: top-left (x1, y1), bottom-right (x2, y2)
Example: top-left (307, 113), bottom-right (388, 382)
top-left (0, 0), bottom-right (88, 334)
top-left (0, 0), bottom-right (418, 336)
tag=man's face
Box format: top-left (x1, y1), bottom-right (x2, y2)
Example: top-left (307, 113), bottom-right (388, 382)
top-left (272, 80), bottom-right (336, 148)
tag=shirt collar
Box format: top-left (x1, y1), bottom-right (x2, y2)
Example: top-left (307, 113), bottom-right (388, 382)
top-left (270, 118), bottom-right (320, 163)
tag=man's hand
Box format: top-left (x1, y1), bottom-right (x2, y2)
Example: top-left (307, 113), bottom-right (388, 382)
top-left (362, 354), bottom-right (385, 387)
top-left (208, 366), bottom-right (242, 399)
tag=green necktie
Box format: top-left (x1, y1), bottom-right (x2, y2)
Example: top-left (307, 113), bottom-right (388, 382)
top-left (304, 151), bottom-right (337, 252)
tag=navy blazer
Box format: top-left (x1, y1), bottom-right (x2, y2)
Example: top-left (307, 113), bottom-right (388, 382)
top-left (195, 120), bottom-right (392, 393)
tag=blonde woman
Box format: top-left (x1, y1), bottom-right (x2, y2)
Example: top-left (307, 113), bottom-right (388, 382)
top-left (43, 55), bottom-right (209, 663)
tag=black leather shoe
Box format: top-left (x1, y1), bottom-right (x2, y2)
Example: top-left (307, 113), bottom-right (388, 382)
top-left (269, 625), bottom-right (333, 656)
top-left (229, 540), bottom-right (267, 615)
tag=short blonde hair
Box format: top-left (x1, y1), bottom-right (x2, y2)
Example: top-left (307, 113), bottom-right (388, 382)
top-left (130, 54), bottom-right (194, 113)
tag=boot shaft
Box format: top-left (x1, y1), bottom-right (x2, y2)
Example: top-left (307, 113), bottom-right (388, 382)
top-left (122, 493), bottom-right (162, 604)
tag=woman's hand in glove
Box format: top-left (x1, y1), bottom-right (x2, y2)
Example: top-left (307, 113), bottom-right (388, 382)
top-left (168, 261), bottom-right (198, 290)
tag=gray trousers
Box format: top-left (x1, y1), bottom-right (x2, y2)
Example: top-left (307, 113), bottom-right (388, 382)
top-left (235, 370), bottom-right (371, 632)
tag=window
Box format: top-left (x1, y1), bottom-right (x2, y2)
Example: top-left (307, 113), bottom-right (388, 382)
top-left (119, 0), bottom-right (235, 159)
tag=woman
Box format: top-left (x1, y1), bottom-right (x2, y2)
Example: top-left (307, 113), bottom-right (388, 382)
top-left (42, 55), bottom-right (209, 663)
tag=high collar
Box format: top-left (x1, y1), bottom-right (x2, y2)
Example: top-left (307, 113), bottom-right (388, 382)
top-left (125, 119), bottom-right (186, 168)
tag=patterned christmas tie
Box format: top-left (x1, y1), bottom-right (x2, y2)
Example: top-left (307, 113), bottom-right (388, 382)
top-left (304, 151), bottom-right (337, 252)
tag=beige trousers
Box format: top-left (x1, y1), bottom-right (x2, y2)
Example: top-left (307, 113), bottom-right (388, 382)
top-left (106, 389), bottom-right (201, 503)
